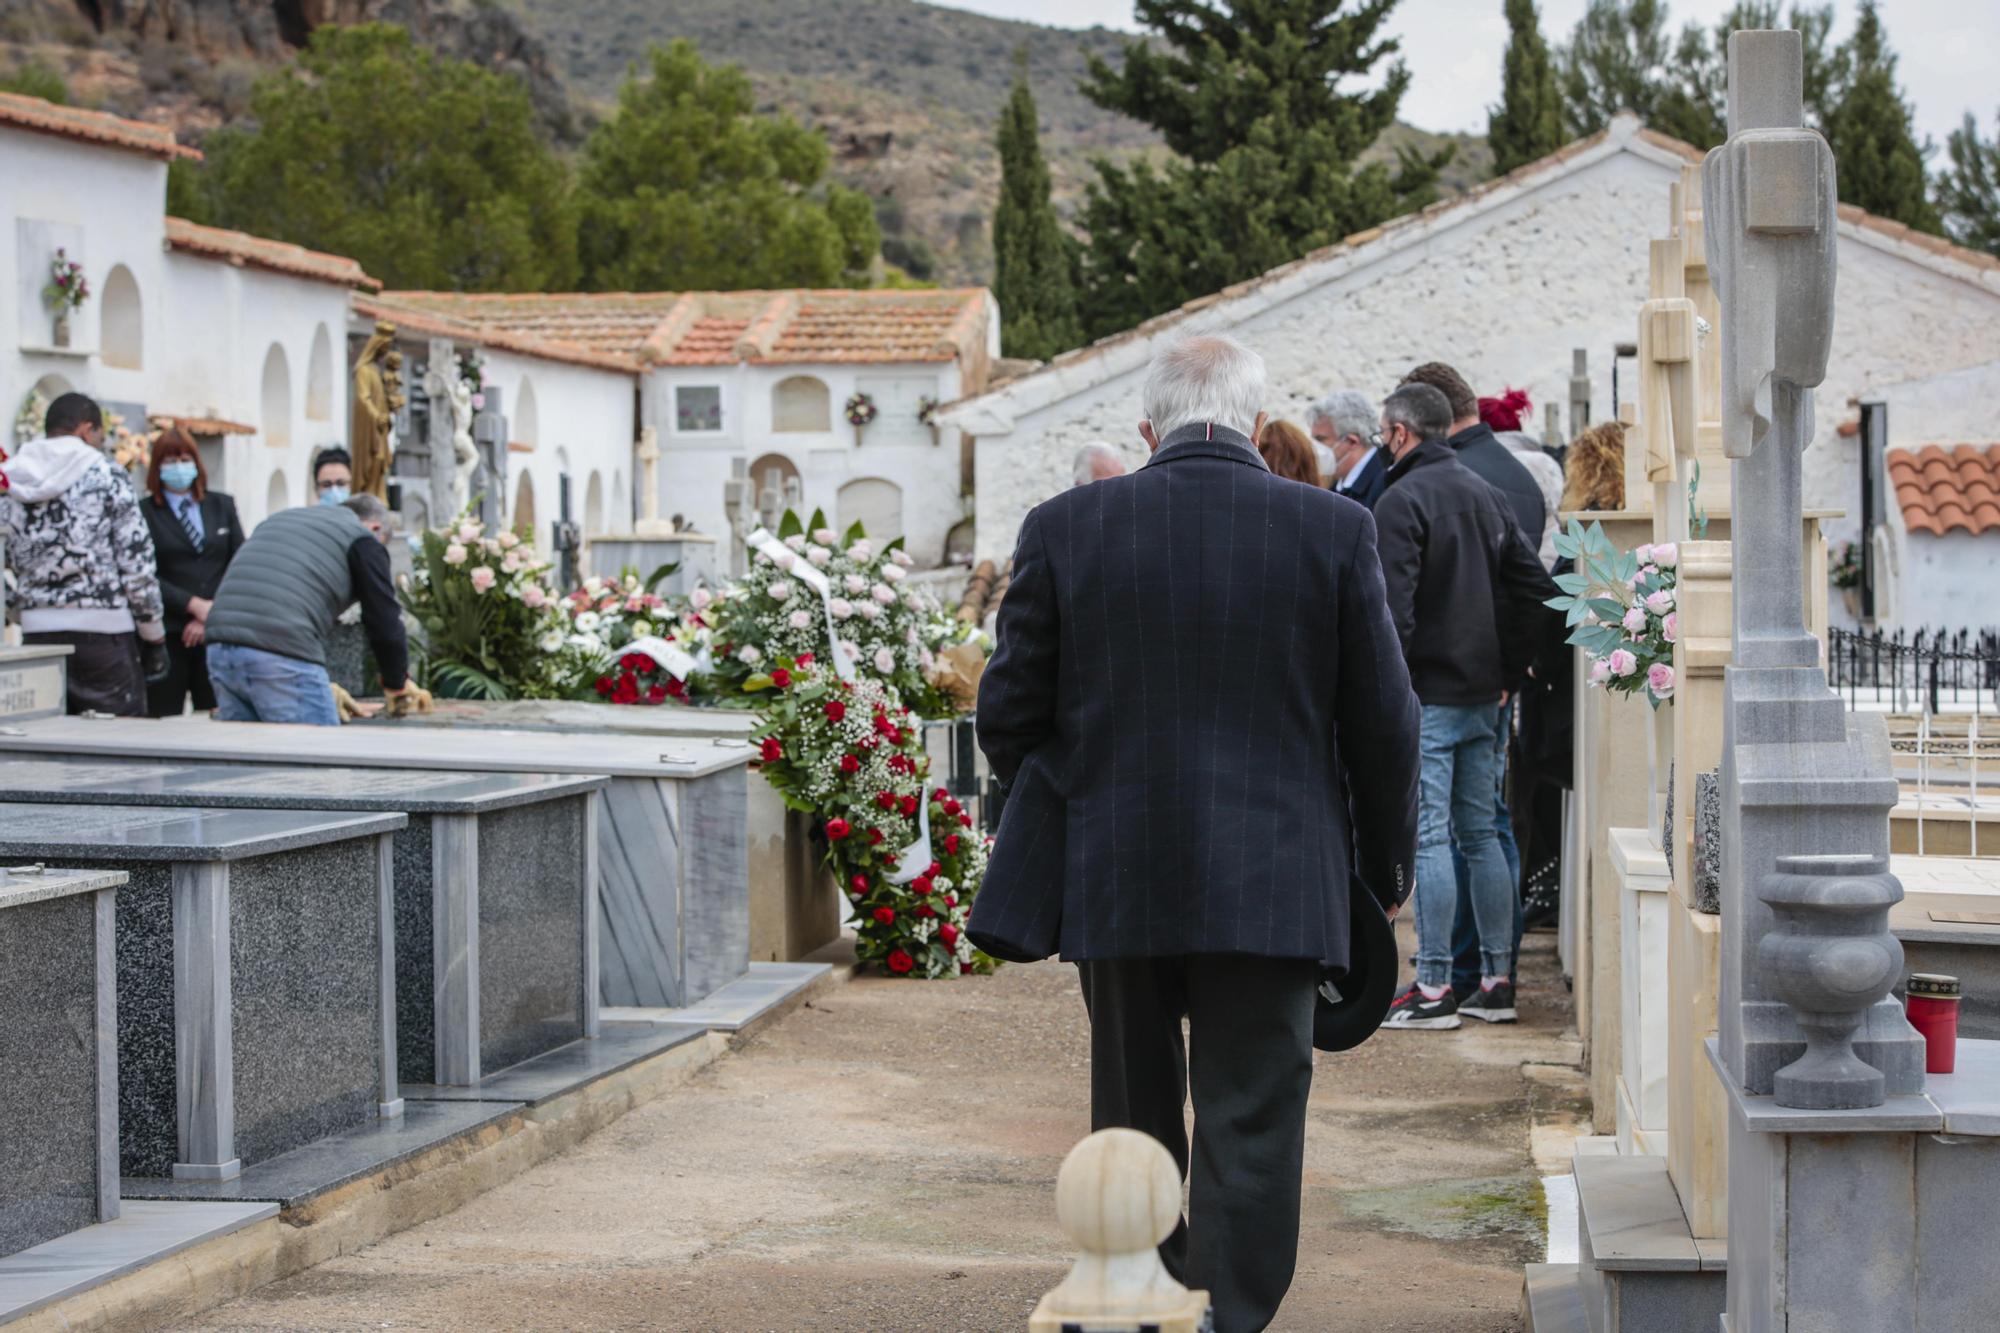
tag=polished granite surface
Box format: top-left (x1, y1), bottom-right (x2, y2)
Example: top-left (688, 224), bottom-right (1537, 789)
top-left (111, 864), bottom-right (178, 1177)
top-left (0, 1199), bottom-right (275, 1324)
top-left (0, 892), bottom-right (102, 1256)
top-left (351, 697), bottom-right (759, 737)
top-left (0, 803), bottom-right (404, 862)
top-left (404, 1021), bottom-right (707, 1106)
top-left (0, 757), bottom-right (606, 815)
top-left (600, 962), bottom-right (829, 1032)
top-left (475, 800), bottom-right (587, 1074)
top-left (391, 815), bottom-right (436, 1085)
top-left (0, 864), bottom-right (125, 910)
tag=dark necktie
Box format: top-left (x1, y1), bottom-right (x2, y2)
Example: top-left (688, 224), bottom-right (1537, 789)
top-left (177, 500), bottom-right (202, 553)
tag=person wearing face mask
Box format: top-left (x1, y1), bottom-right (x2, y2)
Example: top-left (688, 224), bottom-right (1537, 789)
top-left (312, 447), bottom-right (354, 507)
top-left (139, 427), bottom-right (244, 716)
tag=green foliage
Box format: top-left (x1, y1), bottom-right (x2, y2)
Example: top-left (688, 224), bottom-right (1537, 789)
top-left (1073, 0), bottom-right (1441, 340)
top-left (1488, 0), bottom-right (1567, 174)
top-left (168, 24), bottom-right (577, 291)
top-left (0, 59), bottom-right (69, 104)
top-left (398, 516), bottom-right (586, 701)
top-left (575, 40), bottom-right (880, 291)
top-left (1937, 111), bottom-right (2000, 259)
top-left (1819, 2), bottom-right (1942, 235)
top-left (1544, 519), bottom-right (1679, 710)
top-left (993, 61), bottom-right (1082, 361)
top-left (1639, 3), bottom-right (1840, 149)
top-left (1556, 0), bottom-right (1674, 135)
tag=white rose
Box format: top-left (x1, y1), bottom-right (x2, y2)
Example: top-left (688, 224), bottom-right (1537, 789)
top-left (890, 548), bottom-right (914, 567)
top-left (767, 581), bottom-right (793, 602)
top-left (738, 645), bottom-right (763, 665)
top-left (456, 521), bottom-right (482, 543)
top-left (906, 627), bottom-right (920, 645)
top-left (583, 577), bottom-right (605, 596)
top-left (857, 600), bottom-right (881, 620)
top-left (771, 549), bottom-right (797, 571)
top-left (840, 639), bottom-right (861, 661)
top-left (497, 529), bottom-right (520, 549)
top-left (881, 564), bottom-right (905, 583)
top-left (783, 534), bottom-right (807, 551)
top-left (871, 583), bottom-right (895, 604)
top-left (574, 610), bottom-right (601, 632)
top-left (844, 573), bottom-right (867, 594)
top-left (539, 630), bottom-right (566, 654)
top-left (813, 527), bottom-right (837, 544)
top-left (903, 593), bottom-right (923, 610)
top-left (690, 587), bottom-right (713, 612)
top-left (805, 544), bottom-right (832, 567)
top-left (848, 539), bottom-right (874, 562)
top-left (873, 646), bottom-right (896, 674)
top-left (501, 551), bottom-right (523, 573)
top-left (631, 620), bottom-right (653, 638)
top-left (788, 609), bottom-right (813, 629)
top-left (442, 543), bottom-right (468, 566)
top-left (828, 597), bottom-right (854, 619)
top-left (572, 632), bottom-right (602, 653)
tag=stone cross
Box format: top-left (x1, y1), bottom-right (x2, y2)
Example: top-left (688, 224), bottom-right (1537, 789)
top-left (1638, 236), bottom-right (1697, 499)
top-left (1706, 29), bottom-right (1921, 1100)
top-left (634, 424), bottom-right (668, 535)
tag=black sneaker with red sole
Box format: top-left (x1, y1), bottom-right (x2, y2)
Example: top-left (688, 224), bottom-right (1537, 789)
top-left (1460, 980), bottom-right (1518, 1024)
top-left (1383, 983), bottom-right (1462, 1030)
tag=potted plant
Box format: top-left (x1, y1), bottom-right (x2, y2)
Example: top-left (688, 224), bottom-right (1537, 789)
top-left (916, 395), bottom-right (940, 446)
top-left (42, 249), bottom-right (87, 348)
top-left (844, 391), bottom-right (877, 447)
top-left (1829, 540), bottom-right (1863, 618)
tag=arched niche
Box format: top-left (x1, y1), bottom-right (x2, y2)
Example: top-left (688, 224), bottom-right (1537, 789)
top-left (836, 477), bottom-right (903, 543)
top-left (771, 375), bottom-right (831, 433)
top-left (265, 470), bottom-right (290, 522)
top-left (749, 452), bottom-right (804, 532)
top-left (260, 343), bottom-right (292, 448)
top-left (513, 469), bottom-right (537, 545)
top-left (611, 471), bottom-right (627, 529)
top-left (584, 470), bottom-right (604, 535)
top-left (101, 264), bottom-right (142, 370)
top-left (305, 323), bottom-right (334, 421)
top-left (514, 377), bottom-right (539, 450)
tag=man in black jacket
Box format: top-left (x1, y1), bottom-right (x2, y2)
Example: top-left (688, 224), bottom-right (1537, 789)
top-left (1309, 388), bottom-right (1390, 508)
top-left (975, 334), bottom-right (1420, 1333)
top-left (204, 493), bottom-right (417, 725)
top-left (1372, 383), bottom-right (1556, 1031)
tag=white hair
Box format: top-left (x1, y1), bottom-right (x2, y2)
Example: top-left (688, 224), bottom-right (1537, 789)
top-left (1142, 333), bottom-right (1265, 440)
top-left (1072, 441), bottom-right (1124, 486)
top-left (1306, 389), bottom-right (1376, 444)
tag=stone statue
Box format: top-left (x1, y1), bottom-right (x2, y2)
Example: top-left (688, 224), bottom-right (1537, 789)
top-left (634, 424), bottom-right (667, 535)
top-left (350, 322), bottom-right (403, 501)
top-left (422, 353), bottom-right (478, 519)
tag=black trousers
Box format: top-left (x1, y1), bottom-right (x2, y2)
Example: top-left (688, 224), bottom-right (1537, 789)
top-left (24, 629), bottom-right (145, 717)
top-left (1076, 954), bottom-right (1319, 1333)
top-left (147, 637), bottom-right (214, 717)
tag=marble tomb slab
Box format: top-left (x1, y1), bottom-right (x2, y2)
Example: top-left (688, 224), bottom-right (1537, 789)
top-left (0, 759), bottom-right (609, 1087)
top-left (404, 1020), bottom-right (707, 1107)
top-left (0, 804), bottom-right (405, 1184)
top-left (0, 717), bottom-right (756, 1009)
top-left (0, 641), bottom-right (70, 724)
top-left (601, 961), bottom-right (831, 1031)
top-left (0, 865), bottom-right (123, 1259)
top-left (0, 1199), bottom-right (275, 1326)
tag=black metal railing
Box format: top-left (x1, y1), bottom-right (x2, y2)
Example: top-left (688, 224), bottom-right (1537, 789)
top-left (1829, 627), bottom-right (2000, 714)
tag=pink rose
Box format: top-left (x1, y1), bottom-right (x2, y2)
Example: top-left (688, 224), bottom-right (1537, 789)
top-left (828, 597), bottom-right (854, 619)
top-left (890, 548), bottom-right (914, 567)
top-left (1589, 659), bottom-right (1612, 686)
top-left (443, 542), bottom-right (468, 566)
top-left (1634, 543), bottom-right (1654, 564)
top-left (873, 646), bottom-right (896, 674)
top-left (1607, 648), bottom-right (1638, 678)
top-left (871, 584), bottom-right (896, 604)
top-left (690, 587), bottom-right (714, 612)
top-left (767, 581), bottom-right (793, 601)
top-left (857, 601), bottom-right (881, 621)
top-left (1652, 543), bottom-right (1679, 568)
top-left (787, 609), bottom-right (812, 629)
top-left (1622, 607), bottom-right (1647, 634)
top-left (521, 584), bottom-right (547, 609)
top-left (882, 564), bottom-right (905, 583)
top-left (1644, 589), bottom-right (1675, 615)
top-left (1662, 612), bottom-right (1679, 644)
top-left (844, 573), bottom-right (867, 594)
top-left (813, 528), bottom-right (837, 545)
top-left (469, 566), bottom-right (496, 593)
top-left (1647, 663), bottom-right (1676, 700)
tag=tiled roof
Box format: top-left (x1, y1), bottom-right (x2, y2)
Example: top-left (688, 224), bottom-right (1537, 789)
top-left (377, 288), bottom-right (992, 369)
top-left (150, 413), bottom-right (254, 437)
top-left (165, 218), bottom-right (378, 290)
top-left (353, 294), bottom-right (647, 375)
top-left (1890, 445), bottom-right (2000, 536)
top-left (0, 91), bottom-right (197, 161)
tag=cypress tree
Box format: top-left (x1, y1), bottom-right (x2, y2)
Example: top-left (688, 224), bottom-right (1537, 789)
top-left (1488, 0), bottom-right (1567, 174)
top-left (1937, 111), bottom-right (2000, 258)
top-left (1820, 2), bottom-right (1942, 234)
top-left (992, 60), bottom-right (1082, 362)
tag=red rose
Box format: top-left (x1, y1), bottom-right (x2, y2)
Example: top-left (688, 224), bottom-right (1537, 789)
top-left (959, 961), bottom-right (974, 975)
top-left (824, 700), bottom-right (846, 722)
top-left (867, 828), bottom-right (884, 845)
top-left (770, 668), bottom-right (792, 688)
top-left (940, 923), bottom-right (959, 949)
top-left (933, 786), bottom-right (949, 802)
top-left (620, 653), bottom-right (647, 670)
top-left (884, 724), bottom-right (902, 744)
top-left (926, 861), bottom-right (941, 878)
top-left (899, 794), bottom-right (918, 817)
top-left (944, 834), bottom-right (961, 854)
top-left (647, 684), bottom-right (667, 703)
top-left (798, 653), bottom-right (815, 666)
top-left (840, 753), bottom-right (860, 774)
top-left (887, 949), bottom-right (914, 974)
top-left (872, 906), bottom-right (895, 925)
top-left (912, 876), bottom-right (934, 896)
top-left (944, 800), bottom-right (962, 816)
top-left (666, 676), bottom-right (687, 699)
top-left (916, 904), bottom-right (935, 918)
top-left (618, 671), bottom-right (637, 692)
top-left (875, 790), bottom-right (895, 811)
top-left (850, 874), bottom-right (869, 894)
top-left (944, 893), bottom-right (958, 908)
top-left (594, 676), bottom-right (613, 696)
top-left (826, 818), bottom-right (852, 840)
top-left (959, 814), bottom-right (973, 827)
top-left (759, 737), bottom-right (783, 762)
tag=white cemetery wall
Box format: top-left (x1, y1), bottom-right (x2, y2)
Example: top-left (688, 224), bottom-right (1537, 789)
top-left (647, 359), bottom-right (967, 567)
top-left (1, 128), bottom-right (168, 437)
top-left (477, 348), bottom-right (635, 551)
top-left (162, 257), bottom-right (353, 531)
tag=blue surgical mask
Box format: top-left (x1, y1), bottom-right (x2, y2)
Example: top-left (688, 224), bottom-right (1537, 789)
top-left (319, 485), bottom-right (351, 506)
top-left (159, 461), bottom-right (198, 493)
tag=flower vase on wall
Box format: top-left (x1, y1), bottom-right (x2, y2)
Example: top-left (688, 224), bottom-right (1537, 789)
top-left (852, 424), bottom-right (864, 448)
top-left (52, 311), bottom-right (70, 349)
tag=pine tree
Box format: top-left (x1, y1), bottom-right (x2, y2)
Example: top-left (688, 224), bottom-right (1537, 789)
top-left (992, 60), bottom-right (1082, 361)
top-left (1650, 4), bottom-right (1838, 150)
top-left (1820, 2), bottom-right (1941, 235)
top-left (1937, 111), bottom-right (2000, 258)
top-left (1488, 0), bottom-right (1566, 174)
top-left (1073, 0), bottom-right (1443, 340)
top-left (1556, 0), bottom-right (1674, 134)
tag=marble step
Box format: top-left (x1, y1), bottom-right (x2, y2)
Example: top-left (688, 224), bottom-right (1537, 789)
top-left (1522, 1263), bottom-right (1588, 1333)
top-left (1573, 1152), bottom-right (1725, 1333)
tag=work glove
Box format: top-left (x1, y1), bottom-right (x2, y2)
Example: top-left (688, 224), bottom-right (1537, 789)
top-left (384, 683), bottom-right (434, 718)
top-left (141, 638), bottom-right (171, 684)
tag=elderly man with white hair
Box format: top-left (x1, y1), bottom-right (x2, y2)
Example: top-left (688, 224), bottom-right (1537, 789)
top-left (971, 333), bottom-right (1421, 1333)
top-left (1308, 389), bottom-right (1390, 507)
top-left (1070, 440), bottom-right (1127, 486)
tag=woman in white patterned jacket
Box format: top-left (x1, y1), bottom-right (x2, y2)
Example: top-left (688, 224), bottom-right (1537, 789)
top-left (0, 392), bottom-right (165, 716)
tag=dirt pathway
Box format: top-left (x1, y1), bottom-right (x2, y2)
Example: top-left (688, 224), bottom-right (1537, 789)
top-left (184, 932), bottom-right (1582, 1332)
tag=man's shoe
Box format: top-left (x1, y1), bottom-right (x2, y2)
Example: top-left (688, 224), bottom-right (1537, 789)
top-left (1460, 980), bottom-right (1518, 1024)
top-left (1383, 984), bottom-right (1462, 1031)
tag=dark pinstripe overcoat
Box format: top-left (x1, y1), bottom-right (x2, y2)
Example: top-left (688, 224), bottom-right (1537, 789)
top-left (970, 423), bottom-right (1421, 968)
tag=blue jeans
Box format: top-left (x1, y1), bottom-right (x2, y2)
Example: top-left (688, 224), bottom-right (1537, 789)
top-left (207, 642), bottom-right (340, 726)
top-left (1414, 702), bottom-right (1515, 987)
top-left (1452, 701), bottom-right (1523, 989)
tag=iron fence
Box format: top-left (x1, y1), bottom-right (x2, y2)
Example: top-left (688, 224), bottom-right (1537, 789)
top-left (1829, 627), bottom-right (2000, 715)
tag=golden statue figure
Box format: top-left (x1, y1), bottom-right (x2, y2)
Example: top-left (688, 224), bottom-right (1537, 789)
top-left (350, 321), bottom-right (404, 500)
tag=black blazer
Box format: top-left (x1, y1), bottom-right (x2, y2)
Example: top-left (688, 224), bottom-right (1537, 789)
top-left (142, 490), bottom-right (244, 633)
top-left (1338, 446), bottom-right (1391, 510)
top-left (971, 424), bottom-right (1421, 968)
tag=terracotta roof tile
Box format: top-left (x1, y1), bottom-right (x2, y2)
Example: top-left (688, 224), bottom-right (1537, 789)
top-left (378, 288), bottom-right (991, 368)
top-left (1888, 444), bottom-right (2000, 536)
top-left (0, 91), bottom-right (197, 160)
top-left (165, 218), bottom-right (378, 290)
top-left (149, 413), bottom-right (254, 437)
top-left (353, 294), bottom-right (645, 375)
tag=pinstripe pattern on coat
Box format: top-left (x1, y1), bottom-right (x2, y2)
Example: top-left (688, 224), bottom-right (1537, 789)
top-left (971, 422), bottom-right (1421, 967)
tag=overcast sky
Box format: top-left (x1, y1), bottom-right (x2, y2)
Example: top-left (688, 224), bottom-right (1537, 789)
top-left (935, 0), bottom-right (1995, 150)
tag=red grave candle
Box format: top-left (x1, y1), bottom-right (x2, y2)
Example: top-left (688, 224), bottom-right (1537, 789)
top-left (1905, 973), bottom-right (1960, 1075)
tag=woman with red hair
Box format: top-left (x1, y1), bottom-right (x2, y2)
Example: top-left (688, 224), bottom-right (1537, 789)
top-left (140, 427), bottom-right (243, 715)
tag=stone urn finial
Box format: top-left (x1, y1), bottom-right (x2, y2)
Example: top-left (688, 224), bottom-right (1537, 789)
top-left (1029, 1129), bottom-right (1212, 1332)
top-left (1757, 853), bottom-right (1907, 1108)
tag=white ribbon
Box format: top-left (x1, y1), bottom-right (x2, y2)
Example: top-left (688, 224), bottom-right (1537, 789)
top-left (622, 634), bottom-right (697, 681)
top-left (746, 527), bottom-right (857, 683)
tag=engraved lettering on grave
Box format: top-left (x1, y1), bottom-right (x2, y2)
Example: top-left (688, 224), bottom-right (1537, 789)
top-left (0, 662), bottom-right (61, 717)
